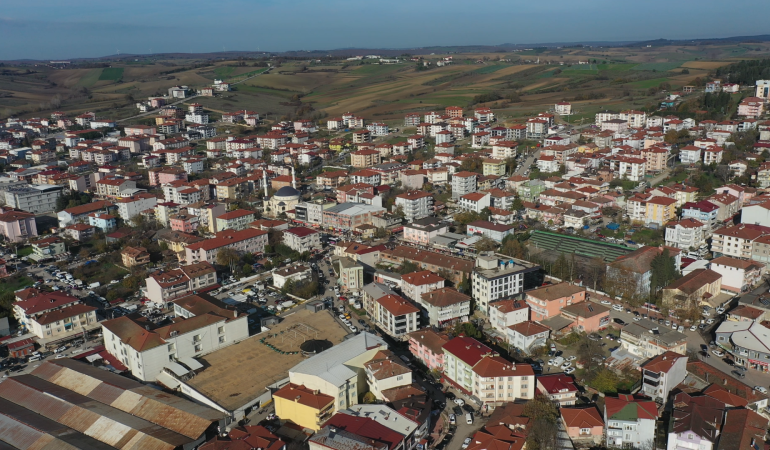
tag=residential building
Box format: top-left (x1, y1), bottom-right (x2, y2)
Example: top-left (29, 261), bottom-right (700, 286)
top-left (561, 406), bottom-right (604, 446)
top-left (373, 294), bottom-right (420, 339)
top-left (215, 209), bottom-right (255, 232)
top-left (30, 236), bottom-right (66, 263)
top-left (57, 200), bottom-right (115, 227)
top-left (505, 321), bottom-right (550, 354)
top-left (607, 246), bottom-right (682, 299)
top-left (604, 395), bottom-right (657, 449)
top-left (709, 256), bottom-right (765, 294)
top-left (645, 196), bottom-right (677, 226)
top-left (394, 191), bottom-right (434, 221)
top-left (459, 192), bottom-right (491, 213)
top-left (665, 218), bottom-right (708, 250)
top-left (273, 383), bottom-right (335, 431)
top-left (537, 373), bottom-right (579, 406)
top-left (13, 289), bottom-right (97, 340)
top-left (0, 209), bottom-right (37, 242)
top-left (338, 257), bottom-right (365, 292)
top-left (185, 228), bottom-right (269, 263)
top-left (715, 321), bottom-right (770, 371)
top-left (525, 282), bottom-right (586, 321)
top-left (201, 425), bottom-right (286, 450)
top-left (273, 264), bottom-right (312, 289)
top-left (401, 270), bottom-right (445, 302)
top-left (661, 268), bottom-right (722, 309)
top-left (407, 329), bottom-right (449, 371)
top-left (4, 184), bottom-right (62, 214)
top-left (711, 224), bottom-right (770, 259)
top-left (559, 302), bottom-right (611, 333)
top-left (351, 149), bottom-right (380, 168)
top-left (417, 287), bottom-right (471, 327)
top-left (145, 261), bottom-right (217, 305)
top-left (451, 171), bottom-right (478, 200)
top-left (473, 254), bottom-right (540, 313)
top-left (466, 220), bottom-right (514, 242)
top-left (363, 349), bottom-right (413, 401)
top-left (619, 319), bottom-right (687, 358)
top-left (64, 223), bottom-right (95, 241)
top-left (121, 246), bottom-right (150, 267)
top-left (289, 332), bottom-right (388, 412)
top-left (101, 293), bottom-right (248, 382)
top-left (666, 392), bottom-right (724, 450)
top-left (403, 217), bottom-right (448, 246)
top-left (639, 351), bottom-right (688, 403)
top-left (88, 212), bottom-right (116, 232)
top-left (283, 227), bottom-right (322, 253)
top-left (488, 299), bottom-right (529, 335)
top-left (116, 193), bottom-right (158, 225)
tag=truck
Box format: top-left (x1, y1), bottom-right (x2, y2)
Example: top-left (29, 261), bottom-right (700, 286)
top-left (281, 300), bottom-right (295, 309)
top-left (88, 282), bottom-right (101, 289)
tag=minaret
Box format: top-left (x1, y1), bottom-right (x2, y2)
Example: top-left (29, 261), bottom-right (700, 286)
top-left (291, 166), bottom-right (297, 190)
top-left (262, 169), bottom-right (268, 197)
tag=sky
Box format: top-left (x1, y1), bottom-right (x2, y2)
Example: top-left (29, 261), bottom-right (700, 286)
top-left (1, 0), bottom-right (768, 60)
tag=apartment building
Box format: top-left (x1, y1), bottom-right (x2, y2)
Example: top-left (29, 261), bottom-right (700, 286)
top-left (488, 299), bottom-right (529, 335)
top-left (604, 395), bottom-right (657, 449)
top-left (506, 321), bottom-right (550, 354)
top-left (115, 193), bottom-right (158, 225)
top-left (0, 209), bottom-right (37, 242)
top-left (101, 293), bottom-right (248, 382)
top-left (394, 191), bottom-right (434, 221)
top-left (215, 209), bottom-right (255, 232)
top-left (185, 228), bottom-right (268, 263)
top-left (709, 256), bottom-right (765, 293)
top-left (13, 288), bottom-right (96, 340)
top-left (472, 254), bottom-right (540, 314)
top-left (407, 329), bottom-right (449, 371)
top-left (351, 149), bottom-right (380, 168)
top-left (451, 171), bottom-right (478, 200)
top-left (537, 373), bottom-right (579, 406)
top-left (416, 287), bottom-right (471, 327)
top-left (283, 227), bottom-right (321, 253)
top-left (711, 224), bottom-right (770, 259)
top-left (665, 218), bottom-right (708, 250)
top-left (401, 270), bottom-right (445, 302)
top-left (639, 351), bottom-right (687, 403)
top-left (525, 282), bottom-right (587, 321)
top-left (144, 261), bottom-right (218, 305)
top-left (373, 294), bottom-right (420, 339)
top-left (4, 184), bottom-right (62, 214)
top-left (619, 319), bottom-right (687, 358)
top-left (403, 217), bottom-right (448, 246)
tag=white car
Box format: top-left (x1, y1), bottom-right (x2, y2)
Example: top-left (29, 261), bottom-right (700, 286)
top-left (567, 355), bottom-right (577, 361)
top-left (453, 398), bottom-right (465, 406)
top-left (716, 307), bottom-right (725, 314)
top-left (612, 304), bottom-right (622, 311)
top-left (564, 367), bottom-right (576, 374)
top-left (462, 438), bottom-right (472, 449)
top-left (671, 322), bottom-right (678, 329)
top-left (755, 386), bottom-right (768, 394)
top-left (449, 414), bottom-right (456, 425)
top-left (600, 300), bottom-right (611, 305)
top-left (689, 325), bottom-right (697, 331)
top-left (706, 319), bottom-right (715, 324)
top-left (561, 362), bottom-right (572, 369)
top-left (712, 349), bottom-right (724, 357)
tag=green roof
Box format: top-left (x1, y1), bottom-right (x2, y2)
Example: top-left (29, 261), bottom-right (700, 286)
top-left (528, 230), bottom-right (635, 262)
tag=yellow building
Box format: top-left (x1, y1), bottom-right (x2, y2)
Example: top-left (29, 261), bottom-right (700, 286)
top-left (483, 158), bottom-right (506, 176)
top-left (645, 196), bottom-right (677, 226)
top-left (273, 383), bottom-right (335, 431)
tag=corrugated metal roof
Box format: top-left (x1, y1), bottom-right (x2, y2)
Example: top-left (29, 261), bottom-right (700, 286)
top-left (29, 360), bottom-right (223, 439)
top-left (179, 356), bottom-right (203, 371)
top-left (164, 362), bottom-right (189, 377)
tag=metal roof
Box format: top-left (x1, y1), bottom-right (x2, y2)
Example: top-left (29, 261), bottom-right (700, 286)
top-left (165, 362), bottom-right (190, 377)
top-left (290, 332), bottom-right (387, 387)
top-left (180, 356), bottom-right (203, 371)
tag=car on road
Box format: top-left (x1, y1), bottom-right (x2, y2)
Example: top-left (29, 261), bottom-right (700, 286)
top-left (453, 398), bottom-right (465, 406)
top-left (612, 304), bottom-right (622, 311)
top-left (706, 318), bottom-right (715, 324)
top-left (732, 370), bottom-right (746, 379)
top-left (712, 349), bottom-right (724, 357)
top-left (613, 318), bottom-right (626, 325)
top-left (564, 367), bottom-right (576, 374)
top-left (690, 325), bottom-right (697, 331)
top-left (755, 386), bottom-right (769, 394)
top-left (465, 413), bottom-right (473, 425)
top-left (449, 414), bottom-right (456, 425)
top-left (567, 355), bottom-right (577, 361)
top-left (724, 358), bottom-right (734, 366)
top-left (462, 438), bottom-right (472, 449)
top-left (600, 300), bottom-right (611, 305)
top-left (701, 351), bottom-right (710, 358)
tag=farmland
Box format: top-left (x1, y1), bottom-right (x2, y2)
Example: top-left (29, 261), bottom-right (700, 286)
top-left (0, 40), bottom-right (769, 123)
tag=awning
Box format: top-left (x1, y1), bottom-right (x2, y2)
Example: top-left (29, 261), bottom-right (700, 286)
top-left (156, 371), bottom-right (181, 389)
top-left (180, 356), bottom-right (203, 371)
top-left (85, 354), bottom-right (103, 363)
top-left (164, 362), bottom-right (190, 377)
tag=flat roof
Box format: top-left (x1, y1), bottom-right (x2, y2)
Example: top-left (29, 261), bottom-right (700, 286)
top-left (186, 309), bottom-right (351, 412)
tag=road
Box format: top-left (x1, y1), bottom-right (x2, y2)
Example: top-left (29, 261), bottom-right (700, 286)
top-left (116, 67), bottom-right (272, 123)
top-left (515, 149), bottom-right (540, 176)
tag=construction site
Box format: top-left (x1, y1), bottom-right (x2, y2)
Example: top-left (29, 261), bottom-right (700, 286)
top-left (183, 308), bottom-right (351, 421)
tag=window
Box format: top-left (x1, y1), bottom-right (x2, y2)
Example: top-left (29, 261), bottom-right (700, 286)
top-left (194, 344), bottom-right (202, 352)
top-left (218, 326), bottom-right (224, 334)
top-left (193, 334), bottom-right (201, 343)
top-left (219, 336), bottom-right (226, 344)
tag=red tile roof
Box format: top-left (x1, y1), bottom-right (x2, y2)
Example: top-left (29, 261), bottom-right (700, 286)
top-left (442, 336), bottom-right (492, 367)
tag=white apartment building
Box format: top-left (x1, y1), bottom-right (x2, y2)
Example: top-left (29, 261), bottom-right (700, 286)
top-left (401, 270), bottom-right (445, 302)
top-left (403, 217), bottom-right (448, 246)
top-left (416, 287), bottom-right (471, 327)
top-left (488, 299), bottom-right (529, 335)
top-left (101, 293), bottom-right (248, 382)
top-left (451, 171), bottom-right (478, 200)
top-left (679, 146), bottom-right (702, 164)
top-left (639, 352), bottom-right (687, 403)
top-left (711, 224), bottom-right (769, 259)
top-left (283, 227), bottom-right (322, 253)
top-left (394, 191), bottom-right (434, 221)
top-left (116, 193), bottom-right (158, 225)
top-left (664, 218), bottom-right (707, 250)
top-left (144, 261), bottom-right (218, 305)
top-left (605, 395), bottom-right (657, 449)
top-left (459, 192), bottom-right (491, 213)
top-left (619, 319), bottom-right (687, 359)
top-left (373, 294), bottom-right (420, 339)
top-left (295, 202), bottom-right (325, 225)
top-left (506, 321), bottom-right (550, 354)
top-left (471, 254), bottom-right (538, 313)
top-left (273, 265), bottom-right (312, 289)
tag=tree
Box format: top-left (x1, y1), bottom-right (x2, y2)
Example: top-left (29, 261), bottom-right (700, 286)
top-left (217, 247), bottom-right (240, 273)
top-left (576, 333), bottom-right (604, 375)
top-left (523, 393), bottom-right (560, 450)
top-left (552, 252), bottom-right (569, 280)
top-left (589, 368), bottom-right (620, 394)
top-left (475, 236), bottom-right (498, 252)
top-left (649, 248), bottom-right (679, 297)
top-left (510, 197), bottom-right (524, 212)
top-left (362, 392), bottom-right (377, 404)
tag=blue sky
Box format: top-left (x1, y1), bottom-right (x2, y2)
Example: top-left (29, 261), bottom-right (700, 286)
top-left (1, 0), bottom-right (767, 60)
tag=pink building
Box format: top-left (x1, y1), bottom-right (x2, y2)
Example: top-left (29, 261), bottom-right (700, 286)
top-left (561, 406), bottom-right (604, 445)
top-left (525, 282), bottom-right (587, 321)
top-left (169, 213), bottom-right (199, 234)
top-left (0, 209), bottom-right (37, 242)
top-left (407, 329), bottom-right (449, 371)
top-left (149, 167), bottom-right (188, 186)
top-left (185, 228), bottom-right (268, 263)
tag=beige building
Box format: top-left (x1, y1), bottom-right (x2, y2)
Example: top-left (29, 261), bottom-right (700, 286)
top-left (121, 246), bottom-right (150, 267)
top-left (337, 257), bottom-right (364, 292)
top-left (350, 149), bottom-right (381, 168)
top-left (661, 268), bottom-right (722, 309)
top-left (144, 261), bottom-right (217, 305)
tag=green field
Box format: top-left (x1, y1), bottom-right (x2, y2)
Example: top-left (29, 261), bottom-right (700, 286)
top-left (474, 65), bottom-right (508, 74)
top-left (597, 63), bottom-right (638, 71)
top-left (236, 84), bottom-right (297, 99)
top-left (632, 62), bottom-right (682, 71)
top-left (353, 64), bottom-right (403, 75)
top-left (214, 66), bottom-right (235, 78)
top-left (568, 64), bottom-right (598, 71)
top-left (0, 275), bottom-right (33, 299)
top-left (629, 77), bottom-right (671, 88)
top-left (77, 69), bottom-right (103, 87)
top-left (98, 68), bottom-right (124, 81)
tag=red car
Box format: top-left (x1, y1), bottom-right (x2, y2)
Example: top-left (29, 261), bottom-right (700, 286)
top-left (596, 233), bottom-right (606, 238)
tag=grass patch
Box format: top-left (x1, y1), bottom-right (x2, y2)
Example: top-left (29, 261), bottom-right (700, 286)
top-left (597, 63), bottom-right (638, 71)
top-left (214, 66), bottom-right (235, 79)
top-left (71, 262), bottom-right (128, 286)
top-left (353, 64), bottom-right (402, 75)
top-left (474, 65), bottom-right (508, 74)
top-left (99, 68), bottom-right (124, 81)
top-left (16, 247), bottom-right (33, 257)
top-left (632, 62), bottom-right (683, 71)
top-left (0, 275), bottom-right (34, 298)
top-left (236, 84), bottom-right (296, 99)
top-left (566, 64), bottom-right (598, 71)
top-left (77, 69), bottom-right (103, 87)
top-left (629, 77), bottom-right (670, 89)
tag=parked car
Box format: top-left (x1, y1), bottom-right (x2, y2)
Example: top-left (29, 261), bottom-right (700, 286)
top-left (449, 414), bottom-right (456, 425)
top-left (712, 350), bottom-right (724, 357)
top-left (453, 398), bottom-right (465, 406)
top-left (462, 438), bottom-right (472, 449)
top-left (755, 386), bottom-right (768, 394)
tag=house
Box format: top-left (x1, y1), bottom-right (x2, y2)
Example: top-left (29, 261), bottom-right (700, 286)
top-left (559, 302), bottom-right (611, 333)
top-left (373, 294), bottom-right (420, 339)
top-left (201, 425), bottom-right (286, 450)
top-left (466, 220), bottom-right (513, 242)
top-left (604, 395), bottom-right (657, 449)
top-left (88, 212), bottom-right (116, 232)
top-left (407, 329), bottom-right (449, 371)
top-left (661, 268), bottom-right (722, 309)
top-left (273, 383), bottom-right (335, 431)
top-left (488, 299), bottom-right (529, 335)
top-left (709, 256), bottom-right (765, 293)
top-left (561, 406), bottom-right (604, 446)
top-left (537, 373), bottom-right (579, 406)
top-left (363, 349), bottom-right (412, 401)
top-left (121, 246), bottom-right (150, 267)
top-left (459, 192), bottom-right (491, 213)
top-left (30, 236), bottom-right (65, 261)
top-left (666, 392), bottom-right (724, 450)
top-left (619, 319), bottom-right (687, 358)
top-left (416, 287), bottom-right (471, 327)
top-left (639, 351), bottom-right (688, 403)
top-left (13, 289), bottom-right (96, 340)
top-left (64, 223), bottom-right (96, 241)
top-left (101, 293), bottom-right (248, 382)
top-left (525, 282), bottom-right (586, 321)
top-left (273, 265), bottom-right (312, 289)
top-left (505, 321), bottom-right (550, 354)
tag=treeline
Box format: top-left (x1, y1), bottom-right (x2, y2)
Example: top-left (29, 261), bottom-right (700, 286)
top-left (716, 59), bottom-right (770, 85)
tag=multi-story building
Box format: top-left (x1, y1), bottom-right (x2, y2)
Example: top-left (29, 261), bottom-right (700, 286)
top-left (283, 227), bottom-right (321, 253)
top-left (619, 318), bottom-right (687, 358)
top-left (215, 209), bottom-right (255, 232)
top-left (604, 395), bottom-right (657, 449)
top-left (338, 257), bottom-right (365, 292)
top-left (416, 287), bottom-right (471, 327)
top-left (13, 288), bottom-right (96, 339)
top-left (506, 321), bottom-right (550, 354)
top-left (121, 246), bottom-right (150, 267)
top-left (273, 265), bottom-right (312, 289)
top-left (322, 203), bottom-right (386, 231)
top-left (537, 373), bottom-right (579, 406)
top-left (144, 261), bottom-right (218, 305)
top-left (711, 224), bottom-right (770, 259)
top-left (57, 200), bottom-right (115, 227)
top-left (473, 254), bottom-right (540, 314)
top-left (289, 332), bottom-right (387, 412)
top-left (185, 228), bottom-right (268, 263)
top-left (273, 383), bottom-right (335, 431)
top-left (665, 218), bottom-right (708, 250)
top-left (351, 149), bottom-right (380, 167)
top-left (373, 294), bottom-right (420, 339)
top-left (0, 209), bottom-right (37, 242)
top-left (101, 293), bottom-right (248, 382)
top-left (4, 184), bottom-right (62, 214)
top-left (401, 270), bottom-right (445, 302)
top-left (682, 200), bottom-right (720, 231)
top-left (715, 321), bottom-right (770, 372)
top-left (451, 171), bottom-right (478, 200)
top-left (394, 191), bottom-right (433, 221)
top-left (407, 329), bottom-right (450, 371)
top-left (403, 217), bottom-right (448, 246)
top-left (442, 337), bottom-right (534, 408)
top-left (709, 256), bottom-right (765, 294)
top-left (525, 282), bottom-right (587, 321)
top-left (639, 351), bottom-right (687, 403)
top-left (645, 196), bottom-right (677, 226)
top-left (466, 220), bottom-right (514, 242)
top-left (459, 192), bottom-right (491, 213)
top-left (488, 299), bottom-right (529, 335)
top-left (88, 212), bottom-right (116, 232)
top-left (666, 392), bottom-right (724, 450)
